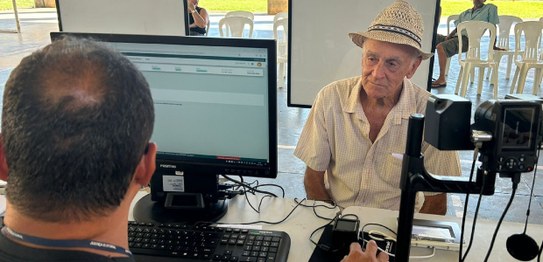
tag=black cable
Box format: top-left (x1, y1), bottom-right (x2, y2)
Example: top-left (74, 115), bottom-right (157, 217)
top-left (459, 147), bottom-right (479, 262)
top-left (254, 183), bottom-right (285, 198)
top-left (461, 176), bottom-right (485, 261)
top-left (538, 238), bottom-right (542, 262)
top-left (522, 148), bottom-right (540, 234)
top-left (224, 197), bottom-right (306, 225)
top-left (483, 175), bottom-right (520, 262)
top-left (221, 175), bottom-right (280, 197)
top-left (293, 198), bottom-right (338, 220)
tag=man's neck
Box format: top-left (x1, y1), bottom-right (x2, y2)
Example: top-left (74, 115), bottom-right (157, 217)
top-left (2, 186), bottom-right (137, 252)
top-left (473, 3), bottom-right (484, 10)
top-left (4, 207), bottom-right (130, 250)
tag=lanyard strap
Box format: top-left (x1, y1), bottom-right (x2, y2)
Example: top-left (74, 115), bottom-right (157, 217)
top-left (1, 227), bottom-right (132, 257)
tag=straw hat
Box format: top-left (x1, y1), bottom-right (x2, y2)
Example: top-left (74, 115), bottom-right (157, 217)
top-left (348, 0), bottom-right (433, 60)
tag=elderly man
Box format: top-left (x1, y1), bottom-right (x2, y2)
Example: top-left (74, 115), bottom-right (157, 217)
top-left (432, 0), bottom-right (500, 88)
top-left (294, 0), bottom-right (461, 216)
top-left (0, 37), bottom-right (156, 261)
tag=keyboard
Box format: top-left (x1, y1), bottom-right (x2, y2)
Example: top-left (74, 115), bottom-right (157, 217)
top-left (128, 221), bottom-right (291, 262)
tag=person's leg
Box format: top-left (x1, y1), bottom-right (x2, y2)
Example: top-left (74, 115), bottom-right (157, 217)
top-left (434, 43), bottom-right (448, 86)
top-left (432, 37), bottom-right (459, 87)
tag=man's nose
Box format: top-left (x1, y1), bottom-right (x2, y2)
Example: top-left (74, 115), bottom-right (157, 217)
top-left (372, 62), bottom-right (386, 78)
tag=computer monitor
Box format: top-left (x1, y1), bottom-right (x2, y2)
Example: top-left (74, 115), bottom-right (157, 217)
top-left (50, 32), bottom-right (277, 223)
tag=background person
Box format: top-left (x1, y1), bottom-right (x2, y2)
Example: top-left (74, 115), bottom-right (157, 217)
top-left (294, 0), bottom-right (461, 216)
top-left (0, 37), bottom-right (157, 261)
top-left (187, 0), bottom-right (209, 36)
top-left (431, 0), bottom-right (500, 88)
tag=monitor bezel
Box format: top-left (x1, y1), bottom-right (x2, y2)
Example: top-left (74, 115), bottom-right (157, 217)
top-left (50, 32), bottom-right (278, 180)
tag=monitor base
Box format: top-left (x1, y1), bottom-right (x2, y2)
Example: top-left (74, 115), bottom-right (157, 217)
top-left (133, 194), bottom-right (228, 224)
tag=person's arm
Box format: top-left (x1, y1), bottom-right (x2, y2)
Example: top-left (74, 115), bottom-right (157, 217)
top-left (419, 193), bottom-right (447, 215)
top-left (188, 5), bottom-right (208, 29)
top-left (303, 166), bottom-right (331, 202)
top-left (341, 241), bottom-right (389, 262)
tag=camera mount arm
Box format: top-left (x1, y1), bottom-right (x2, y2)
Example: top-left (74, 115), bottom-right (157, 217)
top-left (395, 114), bottom-right (497, 262)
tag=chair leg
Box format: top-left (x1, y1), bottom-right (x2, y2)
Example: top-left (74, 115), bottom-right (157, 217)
top-left (517, 66), bottom-right (529, 94)
top-left (477, 67), bottom-right (484, 96)
top-left (533, 68), bottom-right (543, 96)
top-left (505, 55), bottom-right (513, 80)
top-left (461, 64), bottom-right (472, 97)
top-left (510, 66), bottom-right (520, 94)
top-left (492, 65), bottom-right (499, 99)
top-left (445, 57), bottom-right (451, 77)
top-left (455, 66), bottom-right (464, 95)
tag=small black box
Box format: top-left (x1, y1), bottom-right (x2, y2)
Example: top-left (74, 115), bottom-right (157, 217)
top-left (425, 94), bottom-right (474, 150)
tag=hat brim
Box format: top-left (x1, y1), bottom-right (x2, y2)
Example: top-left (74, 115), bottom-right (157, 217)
top-left (349, 31), bottom-right (433, 60)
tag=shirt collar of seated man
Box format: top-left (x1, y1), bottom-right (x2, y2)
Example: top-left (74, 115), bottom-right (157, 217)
top-left (0, 37), bottom-right (157, 259)
top-left (472, 0), bottom-right (486, 11)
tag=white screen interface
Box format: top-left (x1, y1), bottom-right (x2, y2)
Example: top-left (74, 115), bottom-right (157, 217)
top-left (112, 42), bottom-right (270, 164)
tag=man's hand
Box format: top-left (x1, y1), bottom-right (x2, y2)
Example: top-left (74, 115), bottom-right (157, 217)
top-left (341, 241), bottom-right (389, 262)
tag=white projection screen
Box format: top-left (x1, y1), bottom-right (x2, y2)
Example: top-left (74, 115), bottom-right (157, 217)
top-left (56, 0), bottom-right (188, 36)
top-left (288, 0), bottom-right (440, 107)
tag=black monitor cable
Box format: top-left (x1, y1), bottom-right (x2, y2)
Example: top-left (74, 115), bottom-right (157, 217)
top-left (459, 145), bottom-right (480, 262)
top-left (506, 148), bottom-right (540, 262)
top-left (214, 197), bottom-right (307, 227)
top-left (483, 173), bottom-right (520, 262)
top-left (294, 198), bottom-right (338, 220)
top-left (220, 175), bottom-right (286, 213)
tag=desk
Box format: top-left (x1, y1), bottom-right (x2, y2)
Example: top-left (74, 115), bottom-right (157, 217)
top-left (129, 191), bottom-right (543, 261)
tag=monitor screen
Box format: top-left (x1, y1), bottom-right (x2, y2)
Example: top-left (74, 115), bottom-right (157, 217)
top-left (50, 32), bottom-right (278, 222)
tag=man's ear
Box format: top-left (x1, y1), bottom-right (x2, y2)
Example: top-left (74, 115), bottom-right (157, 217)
top-left (406, 56), bottom-right (423, 79)
top-left (0, 136), bottom-right (9, 181)
top-left (133, 143), bottom-right (157, 187)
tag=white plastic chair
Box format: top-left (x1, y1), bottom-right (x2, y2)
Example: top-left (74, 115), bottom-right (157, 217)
top-left (218, 16), bottom-right (254, 38)
top-left (273, 17), bottom-right (288, 88)
top-left (509, 21), bottom-right (543, 95)
top-left (225, 10), bottom-right (254, 21)
top-left (444, 15), bottom-right (460, 76)
top-left (488, 15), bottom-right (523, 81)
top-left (273, 12), bottom-right (288, 23)
top-left (454, 21), bottom-right (499, 98)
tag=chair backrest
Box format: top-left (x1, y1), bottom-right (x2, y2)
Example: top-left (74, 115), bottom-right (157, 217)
top-left (219, 16), bottom-right (254, 38)
top-left (513, 21), bottom-right (543, 62)
top-left (273, 17), bottom-right (288, 42)
top-left (496, 15), bottom-right (523, 49)
top-left (273, 12), bottom-right (288, 23)
top-left (225, 10), bottom-right (254, 21)
top-left (457, 21), bottom-right (496, 62)
top-left (447, 14), bottom-right (460, 35)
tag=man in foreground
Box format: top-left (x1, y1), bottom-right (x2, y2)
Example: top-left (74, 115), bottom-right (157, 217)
top-left (0, 37), bottom-right (156, 261)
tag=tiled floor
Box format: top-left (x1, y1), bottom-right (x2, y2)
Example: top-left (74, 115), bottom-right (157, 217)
top-left (1, 9), bottom-right (542, 226)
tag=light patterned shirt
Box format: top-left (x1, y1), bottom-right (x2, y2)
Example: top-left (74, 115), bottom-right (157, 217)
top-left (294, 76), bottom-right (461, 211)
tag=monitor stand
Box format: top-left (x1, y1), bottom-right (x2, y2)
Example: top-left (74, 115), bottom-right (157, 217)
top-left (133, 193), bottom-right (228, 224)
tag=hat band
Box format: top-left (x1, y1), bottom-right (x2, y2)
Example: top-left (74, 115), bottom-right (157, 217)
top-left (367, 24), bottom-right (421, 47)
